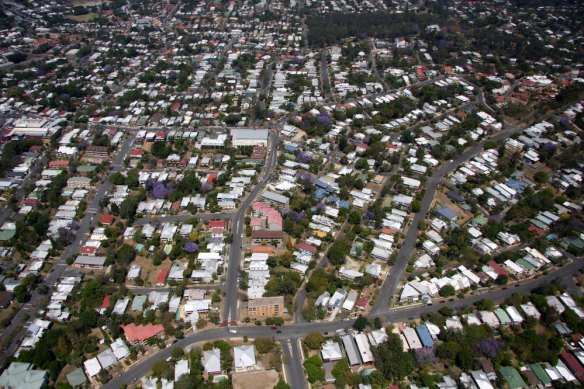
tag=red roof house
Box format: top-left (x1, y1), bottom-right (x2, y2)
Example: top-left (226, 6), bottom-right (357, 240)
top-left (101, 295), bottom-right (111, 309)
top-left (100, 215), bottom-right (115, 225)
top-left (487, 260), bottom-right (509, 276)
top-left (298, 243), bottom-right (317, 255)
top-left (121, 323), bottom-right (164, 343)
top-left (208, 220), bottom-right (225, 228)
top-left (560, 351), bottom-right (584, 382)
top-left (156, 268), bottom-right (169, 286)
top-left (252, 245), bottom-right (275, 254)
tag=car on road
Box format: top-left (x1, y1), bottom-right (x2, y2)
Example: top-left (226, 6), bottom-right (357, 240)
top-left (229, 330), bottom-right (237, 334)
top-left (276, 330), bottom-right (281, 334)
top-left (270, 326), bottom-right (278, 330)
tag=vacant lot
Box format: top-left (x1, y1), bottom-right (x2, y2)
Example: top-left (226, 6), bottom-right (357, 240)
top-left (232, 370), bottom-right (279, 389)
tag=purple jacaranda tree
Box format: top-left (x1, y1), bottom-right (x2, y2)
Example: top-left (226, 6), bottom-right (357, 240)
top-left (281, 208), bottom-right (292, 217)
top-left (363, 210), bottom-right (375, 221)
top-left (292, 211), bottom-right (305, 222)
top-left (77, 140), bottom-right (89, 150)
top-left (317, 112), bottom-right (333, 127)
top-left (438, 39), bottom-right (450, 48)
top-left (414, 348), bottom-right (437, 365)
top-left (183, 242), bottom-right (199, 253)
top-left (200, 182), bottom-right (213, 193)
top-left (314, 202), bottom-right (326, 214)
top-left (298, 173), bottom-right (315, 184)
top-left (476, 337), bottom-right (504, 359)
top-left (296, 152), bottom-right (314, 164)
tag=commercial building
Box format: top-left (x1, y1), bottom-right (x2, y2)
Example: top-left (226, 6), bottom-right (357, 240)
top-left (231, 128), bottom-right (269, 147)
top-left (247, 296), bottom-right (284, 318)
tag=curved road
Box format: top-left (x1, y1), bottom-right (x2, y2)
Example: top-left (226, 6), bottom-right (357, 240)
top-left (104, 258), bottom-right (584, 389)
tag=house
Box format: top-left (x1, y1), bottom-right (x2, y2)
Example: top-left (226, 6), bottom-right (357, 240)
top-left (234, 345), bottom-right (256, 370)
top-left (499, 366), bottom-right (528, 389)
top-left (321, 341), bottom-right (343, 362)
top-left (0, 362), bottom-right (48, 389)
top-left (73, 256), bottom-right (106, 269)
top-left (251, 230), bottom-right (283, 243)
top-left (415, 324), bottom-right (434, 348)
top-left (66, 368), bottom-right (87, 388)
top-left (470, 370), bottom-right (494, 389)
top-left (156, 268), bottom-right (169, 286)
top-left (354, 333), bottom-right (374, 364)
top-left (435, 205), bottom-right (458, 222)
top-left (203, 348), bottom-right (221, 374)
top-left (247, 296), bottom-right (284, 318)
top-left (121, 323), bottom-right (164, 344)
top-left (341, 334), bottom-right (361, 366)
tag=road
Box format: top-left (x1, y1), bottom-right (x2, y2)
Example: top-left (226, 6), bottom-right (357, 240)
top-left (0, 134), bottom-right (135, 364)
top-left (280, 338), bottom-right (307, 389)
top-left (104, 257), bottom-right (584, 388)
top-left (371, 120), bottom-right (525, 313)
top-left (222, 129), bottom-right (280, 322)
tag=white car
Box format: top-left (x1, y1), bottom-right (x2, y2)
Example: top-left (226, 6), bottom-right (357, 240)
top-left (229, 330), bottom-right (237, 334)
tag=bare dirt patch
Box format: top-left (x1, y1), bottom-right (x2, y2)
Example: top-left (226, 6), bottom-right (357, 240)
top-left (232, 369), bottom-right (279, 389)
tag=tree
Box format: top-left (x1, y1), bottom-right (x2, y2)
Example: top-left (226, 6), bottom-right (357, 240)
top-left (331, 358), bottom-right (352, 387)
top-left (212, 292), bottom-right (221, 303)
top-left (304, 332), bottom-right (325, 349)
top-left (372, 333), bottom-right (414, 381)
top-left (171, 347), bottom-right (185, 360)
top-left (534, 171), bottom-right (548, 184)
top-left (116, 243), bottom-right (135, 265)
top-left (353, 315), bottom-right (368, 332)
top-left (151, 360), bottom-right (173, 379)
top-left (439, 285), bottom-right (455, 297)
top-left (14, 285), bottom-right (29, 303)
top-left (273, 379), bottom-right (291, 389)
top-left (303, 355), bottom-right (324, 383)
top-left (328, 241), bottom-right (348, 266)
top-left (255, 338), bottom-right (274, 354)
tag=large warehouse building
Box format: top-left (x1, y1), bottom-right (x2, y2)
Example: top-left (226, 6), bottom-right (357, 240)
top-left (230, 128), bottom-right (269, 147)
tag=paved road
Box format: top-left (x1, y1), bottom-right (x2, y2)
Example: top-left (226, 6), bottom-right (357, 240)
top-left (104, 258), bottom-right (584, 388)
top-left (222, 129), bottom-right (280, 322)
top-left (133, 212), bottom-right (235, 225)
top-left (0, 134), bottom-right (135, 364)
top-left (280, 338), bottom-right (307, 389)
top-left (371, 121), bottom-right (524, 313)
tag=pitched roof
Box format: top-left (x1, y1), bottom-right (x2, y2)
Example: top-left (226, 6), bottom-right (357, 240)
top-left (121, 323), bottom-right (164, 343)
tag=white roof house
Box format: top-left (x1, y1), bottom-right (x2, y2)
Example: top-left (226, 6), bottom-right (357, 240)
top-left (321, 341), bottom-right (343, 361)
top-left (83, 358), bottom-right (101, 378)
top-left (111, 338), bottom-right (130, 360)
top-left (174, 360), bottom-right (189, 381)
top-left (234, 345), bottom-right (256, 370)
top-left (203, 348), bottom-right (221, 374)
top-left (354, 333), bottom-right (374, 364)
top-left (479, 311), bottom-right (500, 327)
top-left (505, 306), bottom-right (524, 323)
top-left (520, 302), bottom-right (541, 319)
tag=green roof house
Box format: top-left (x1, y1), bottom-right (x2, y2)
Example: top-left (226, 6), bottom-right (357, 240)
top-left (499, 366), bottom-right (528, 389)
top-left (66, 367), bottom-right (87, 387)
top-left (0, 362), bottom-right (48, 389)
top-left (529, 364), bottom-right (552, 386)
